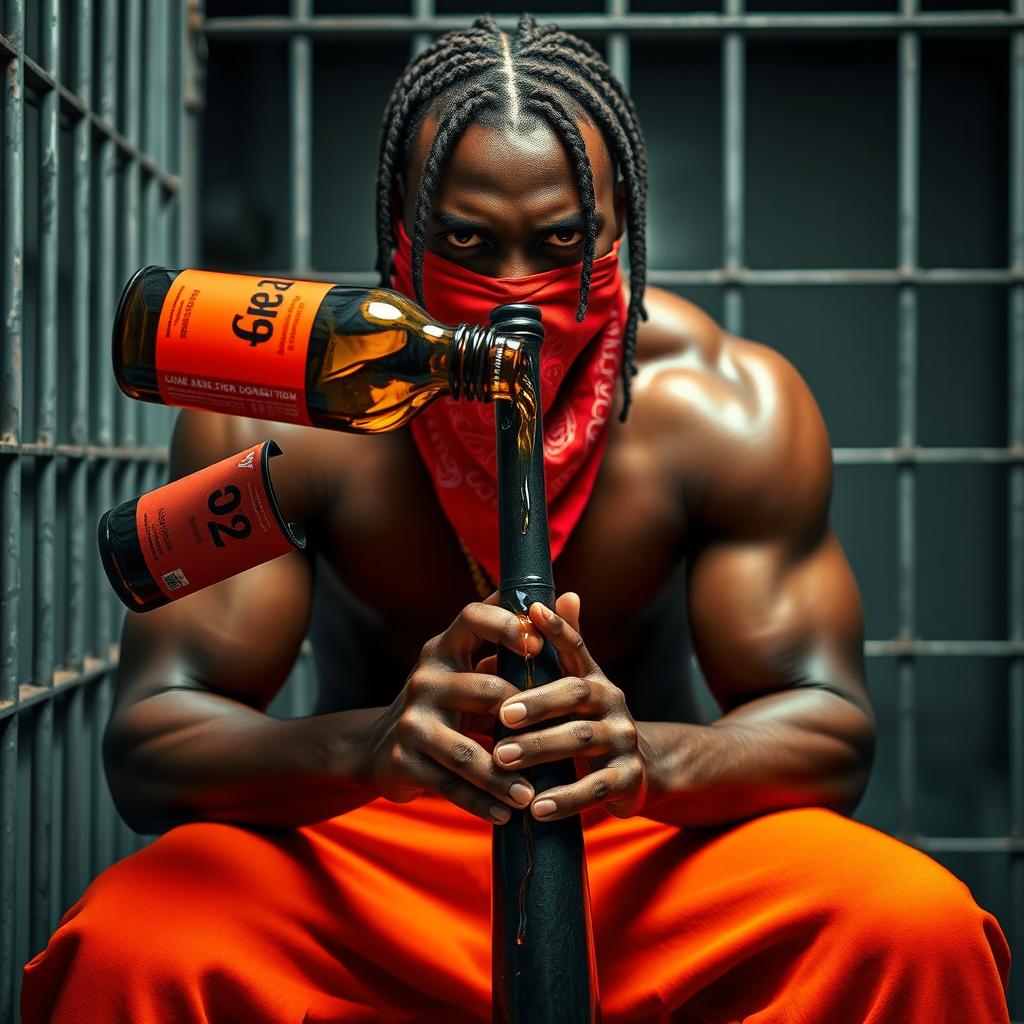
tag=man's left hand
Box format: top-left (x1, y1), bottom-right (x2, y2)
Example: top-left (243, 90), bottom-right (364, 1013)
top-left (485, 593), bottom-right (651, 821)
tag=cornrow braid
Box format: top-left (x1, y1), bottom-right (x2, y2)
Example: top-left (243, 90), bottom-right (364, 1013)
top-left (523, 90), bottom-right (598, 321)
top-left (411, 83), bottom-right (502, 308)
top-left (374, 11), bottom-right (649, 420)
top-left (516, 59), bottom-right (649, 365)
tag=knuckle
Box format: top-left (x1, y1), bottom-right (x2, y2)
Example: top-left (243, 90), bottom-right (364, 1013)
top-left (503, 616), bottom-right (523, 646)
top-left (568, 677), bottom-right (591, 703)
top-left (480, 676), bottom-right (507, 705)
top-left (440, 773), bottom-right (461, 796)
top-left (614, 718), bottom-right (638, 752)
top-left (592, 776), bottom-right (612, 802)
top-left (450, 742), bottom-right (476, 769)
top-left (572, 720), bottom-right (595, 748)
top-left (385, 745), bottom-right (406, 773)
top-left (525, 731), bottom-right (545, 756)
top-left (418, 637), bottom-right (440, 663)
top-left (459, 603), bottom-right (482, 627)
top-left (407, 669), bottom-right (433, 699)
top-left (620, 759), bottom-right (644, 794)
top-left (602, 682), bottom-right (626, 711)
top-left (395, 709), bottom-right (421, 743)
top-left (573, 634), bottom-right (586, 651)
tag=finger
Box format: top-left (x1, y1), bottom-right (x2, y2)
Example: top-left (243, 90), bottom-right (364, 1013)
top-left (498, 675), bottom-right (610, 729)
top-left (529, 760), bottom-right (644, 822)
top-left (419, 722), bottom-right (535, 811)
top-left (493, 718), bottom-right (614, 770)
top-left (554, 591), bottom-right (581, 633)
top-left (410, 753), bottom-right (520, 825)
top-left (407, 667), bottom-right (520, 715)
top-left (526, 602), bottom-right (597, 678)
top-left (429, 600), bottom-right (543, 669)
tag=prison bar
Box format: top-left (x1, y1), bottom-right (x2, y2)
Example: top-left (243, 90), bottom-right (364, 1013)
top-left (0, 2), bottom-right (1022, 1021)
top-left (203, 12), bottom-right (1024, 38)
top-left (1007, 0), bottom-right (1024, 1009)
top-left (251, 266), bottom-right (1024, 287)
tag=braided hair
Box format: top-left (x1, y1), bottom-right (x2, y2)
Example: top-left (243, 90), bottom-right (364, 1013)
top-left (375, 12), bottom-right (648, 422)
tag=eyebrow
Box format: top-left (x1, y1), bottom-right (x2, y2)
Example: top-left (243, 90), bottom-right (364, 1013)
top-left (433, 210), bottom-right (605, 236)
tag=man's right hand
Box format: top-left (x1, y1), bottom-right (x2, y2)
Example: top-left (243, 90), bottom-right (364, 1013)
top-left (367, 592), bottom-right (540, 824)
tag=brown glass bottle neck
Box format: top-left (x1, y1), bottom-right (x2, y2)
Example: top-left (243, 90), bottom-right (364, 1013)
top-left (449, 324), bottom-right (519, 403)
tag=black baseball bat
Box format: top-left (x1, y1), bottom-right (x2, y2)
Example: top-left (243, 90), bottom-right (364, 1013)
top-left (489, 303), bottom-right (600, 1024)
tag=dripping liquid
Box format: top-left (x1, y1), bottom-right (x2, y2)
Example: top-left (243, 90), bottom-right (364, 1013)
top-left (513, 369), bottom-right (538, 535)
top-left (516, 620), bottom-right (536, 946)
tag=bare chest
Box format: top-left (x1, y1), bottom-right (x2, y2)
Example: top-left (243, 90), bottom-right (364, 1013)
top-left (307, 422), bottom-right (691, 711)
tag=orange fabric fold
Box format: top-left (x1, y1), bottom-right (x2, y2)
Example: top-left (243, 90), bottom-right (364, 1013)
top-left (22, 798), bottom-right (1011, 1023)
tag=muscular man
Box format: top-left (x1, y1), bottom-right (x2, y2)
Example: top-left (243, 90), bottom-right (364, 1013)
top-left (23, 14), bottom-right (1010, 1023)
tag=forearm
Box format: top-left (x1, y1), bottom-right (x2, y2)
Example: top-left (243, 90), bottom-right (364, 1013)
top-left (637, 688), bottom-right (874, 829)
top-left (104, 688), bottom-right (385, 833)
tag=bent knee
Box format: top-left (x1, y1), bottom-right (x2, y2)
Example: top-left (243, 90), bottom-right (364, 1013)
top-left (760, 809), bottom-right (1002, 963)
top-left (36, 822), bottom-right (269, 971)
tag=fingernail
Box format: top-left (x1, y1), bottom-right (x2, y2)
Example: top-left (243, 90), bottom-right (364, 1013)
top-left (497, 743), bottom-right (522, 765)
top-left (503, 702), bottom-right (527, 724)
top-left (533, 799), bottom-right (557, 818)
top-left (509, 782), bottom-right (534, 806)
top-left (489, 804), bottom-right (511, 824)
top-left (540, 605), bottom-right (554, 620)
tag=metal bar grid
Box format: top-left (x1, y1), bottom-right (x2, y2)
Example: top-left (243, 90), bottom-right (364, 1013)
top-left (0, 1), bottom-right (1015, 1020)
top-left (0, 2), bottom-right (188, 1018)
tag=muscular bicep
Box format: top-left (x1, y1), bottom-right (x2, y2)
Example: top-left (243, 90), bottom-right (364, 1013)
top-left (111, 410), bottom-right (315, 718)
top-left (687, 527), bottom-right (868, 714)
top-left (115, 552), bottom-right (313, 713)
top-left (680, 338), bottom-right (869, 716)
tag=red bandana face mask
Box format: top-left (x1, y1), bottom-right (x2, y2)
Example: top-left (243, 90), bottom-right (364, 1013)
top-left (390, 219), bottom-right (627, 585)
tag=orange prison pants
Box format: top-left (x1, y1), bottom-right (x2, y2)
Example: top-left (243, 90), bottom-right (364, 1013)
top-left (22, 797), bottom-right (1011, 1023)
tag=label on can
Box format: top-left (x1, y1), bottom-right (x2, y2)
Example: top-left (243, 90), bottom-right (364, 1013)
top-left (134, 439), bottom-right (304, 601)
top-left (155, 269), bottom-right (334, 424)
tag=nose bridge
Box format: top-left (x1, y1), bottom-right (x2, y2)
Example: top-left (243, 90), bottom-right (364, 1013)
top-left (494, 251), bottom-right (535, 279)
top-left (491, 233), bottom-right (545, 279)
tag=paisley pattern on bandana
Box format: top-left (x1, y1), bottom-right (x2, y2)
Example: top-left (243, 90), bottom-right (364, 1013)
top-left (391, 220), bottom-right (627, 583)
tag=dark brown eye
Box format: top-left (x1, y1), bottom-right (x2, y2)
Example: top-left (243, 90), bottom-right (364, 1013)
top-left (546, 228), bottom-right (583, 248)
top-left (446, 230), bottom-right (484, 249)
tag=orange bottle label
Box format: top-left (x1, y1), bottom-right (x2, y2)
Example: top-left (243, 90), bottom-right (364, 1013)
top-left (155, 269), bottom-right (335, 425)
top-left (135, 440), bottom-right (303, 601)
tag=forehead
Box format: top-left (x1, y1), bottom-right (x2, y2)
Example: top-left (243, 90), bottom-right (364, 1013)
top-left (404, 108), bottom-right (617, 220)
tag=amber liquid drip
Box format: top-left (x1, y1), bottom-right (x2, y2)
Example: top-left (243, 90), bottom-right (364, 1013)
top-left (515, 619), bottom-right (536, 947)
top-left (513, 371), bottom-right (538, 535)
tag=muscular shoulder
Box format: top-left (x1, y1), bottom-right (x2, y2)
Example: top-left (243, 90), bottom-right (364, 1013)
top-left (631, 286), bottom-right (832, 543)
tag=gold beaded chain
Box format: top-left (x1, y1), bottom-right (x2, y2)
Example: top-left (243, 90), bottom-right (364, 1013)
top-left (457, 533), bottom-right (496, 600)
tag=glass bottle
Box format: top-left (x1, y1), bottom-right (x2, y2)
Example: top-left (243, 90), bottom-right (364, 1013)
top-left (113, 266), bottom-right (524, 431)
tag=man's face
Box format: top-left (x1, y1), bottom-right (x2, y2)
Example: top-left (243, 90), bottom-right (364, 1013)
top-left (397, 107), bottom-right (625, 280)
